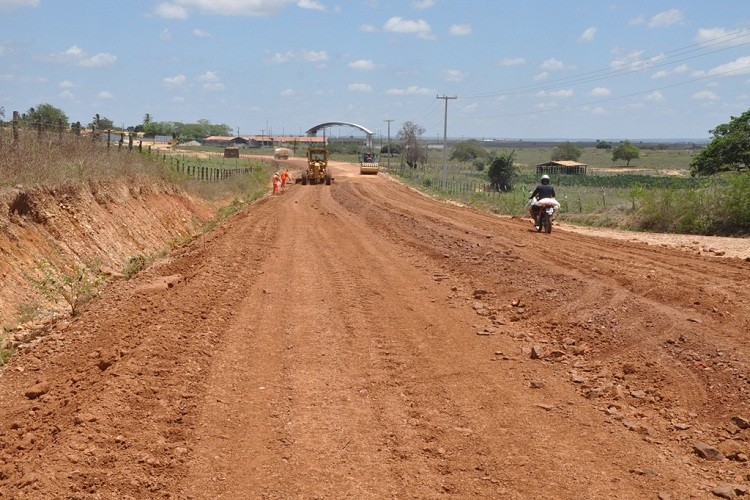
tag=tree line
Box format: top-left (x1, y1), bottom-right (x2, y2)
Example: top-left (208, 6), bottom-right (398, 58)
top-left (2, 103), bottom-right (231, 141)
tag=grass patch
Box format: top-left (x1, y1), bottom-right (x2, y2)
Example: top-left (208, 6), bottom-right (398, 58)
top-left (0, 344), bottom-right (15, 366)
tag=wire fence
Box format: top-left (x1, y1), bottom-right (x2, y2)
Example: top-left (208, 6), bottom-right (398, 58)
top-left (0, 110), bottom-right (277, 183)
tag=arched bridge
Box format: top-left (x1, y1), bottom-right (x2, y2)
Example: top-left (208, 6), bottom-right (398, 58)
top-left (306, 121), bottom-right (374, 148)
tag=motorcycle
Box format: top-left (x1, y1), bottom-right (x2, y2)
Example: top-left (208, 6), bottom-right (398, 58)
top-left (526, 196), bottom-right (560, 234)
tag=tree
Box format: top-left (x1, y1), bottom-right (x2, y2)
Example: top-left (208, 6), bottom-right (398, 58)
top-left (595, 140), bottom-right (612, 150)
top-left (380, 143), bottom-right (401, 155)
top-left (450, 139), bottom-right (489, 162)
top-left (143, 113), bottom-right (152, 125)
top-left (88, 114), bottom-right (115, 130)
top-left (21, 103), bottom-right (69, 131)
top-left (551, 141), bottom-right (583, 161)
top-left (690, 108), bottom-right (750, 176)
top-left (397, 121), bottom-right (428, 168)
top-left (487, 150), bottom-right (516, 191)
top-left (611, 141), bottom-right (640, 166)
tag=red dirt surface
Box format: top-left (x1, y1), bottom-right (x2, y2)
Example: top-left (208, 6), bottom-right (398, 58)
top-left (1, 160), bottom-right (749, 499)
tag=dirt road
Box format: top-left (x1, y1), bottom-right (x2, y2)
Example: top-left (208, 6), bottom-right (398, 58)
top-left (1, 160), bottom-right (749, 499)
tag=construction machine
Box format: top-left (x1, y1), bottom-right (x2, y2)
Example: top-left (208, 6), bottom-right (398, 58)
top-left (302, 147), bottom-right (332, 185)
top-left (359, 151), bottom-right (380, 175)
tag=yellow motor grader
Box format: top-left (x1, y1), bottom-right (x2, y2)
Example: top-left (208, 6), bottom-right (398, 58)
top-left (302, 147), bottom-right (332, 185)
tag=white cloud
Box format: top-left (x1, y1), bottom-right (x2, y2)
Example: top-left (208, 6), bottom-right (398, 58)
top-left (197, 71), bottom-right (220, 82)
top-left (412, 0), bottom-right (434, 9)
top-left (163, 74), bottom-right (187, 87)
top-left (498, 57), bottom-right (525, 67)
top-left (160, 0), bottom-right (294, 18)
top-left (59, 90), bottom-right (75, 100)
top-left (674, 64), bottom-right (689, 74)
top-left (192, 28), bottom-right (212, 38)
top-left (590, 106), bottom-right (606, 115)
top-left (443, 69), bottom-right (466, 82)
top-left (359, 24), bottom-right (376, 32)
top-left (449, 24), bottom-right (472, 36)
top-left (652, 70), bottom-right (669, 79)
top-left (155, 2), bottom-right (188, 19)
top-left (47, 45), bottom-right (117, 68)
top-left (578, 27), bottom-right (597, 43)
top-left (695, 27), bottom-right (750, 47)
top-left (268, 49), bottom-right (329, 64)
top-left (533, 71), bottom-right (549, 81)
top-left (610, 49), bottom-right (665, 71)
top-left (0, 0), bottom-right (39, 11)
top-left (648, 9), bottom-right (684, 29)
top-left (629, 15), bottom-right (644, 26)
top-left (535, 102), bottom-right (558, 111)
top-left (590, 86), bottom-right (611, 97)
top-left (203, 82), bottom-right (225, 91)
top-left (693, 56), bottom-right (750, 78)
top-left (646, 91), bottom-right (665, 101)
top-left (692, 90), bottom-right (719, 101)
top-left (537, 89), bottom-right (572, 98)
top-left (0, 74), bottom-right (46, 83)
top-left (159, 28), bottom-right (172, 40)
top-left (297, 0), bottom-right (324, 11)
top-left (347, 83), bottom-right (372, 92)
top-left (97, 91), bottom-right (114, 99)
top-left (540, 58), bottom-right (565, 71)
top-left (348, 59), bottom-right (375, 71)
top-left (386, 86), bottom-right (435, 95)
top-left (280, 88), bottom-right (295, 97)
top-left (383, 17), bottom-right (433, 39)
top-left (58, 80), bottom-right (75, 89)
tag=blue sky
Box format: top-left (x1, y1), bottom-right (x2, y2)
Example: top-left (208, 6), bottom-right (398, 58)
top-left (1, 0), bottom-right (749, 140)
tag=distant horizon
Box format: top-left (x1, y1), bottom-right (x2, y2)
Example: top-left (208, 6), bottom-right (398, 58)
top-left (1, 1), bottom-right (748, 141)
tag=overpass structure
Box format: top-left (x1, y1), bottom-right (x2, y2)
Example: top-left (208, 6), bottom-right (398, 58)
top-left (306, 122), bottom-right (375, 148)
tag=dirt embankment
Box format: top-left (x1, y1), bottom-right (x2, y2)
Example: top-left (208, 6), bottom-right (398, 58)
top-left (0, 177), bottom-right (215, 328)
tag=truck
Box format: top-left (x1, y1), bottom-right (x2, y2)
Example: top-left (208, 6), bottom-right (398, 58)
top-left (302, 147), bottom-right (332, 185)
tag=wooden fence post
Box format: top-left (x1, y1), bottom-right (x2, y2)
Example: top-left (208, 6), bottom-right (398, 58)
top-left (12, 111), bottom-right (19, 144)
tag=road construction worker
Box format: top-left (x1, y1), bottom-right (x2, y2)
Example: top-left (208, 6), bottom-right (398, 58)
top-left (280, 170), bottom-right (289, 189)
top-left (272, 172), bottom-right (281, 195)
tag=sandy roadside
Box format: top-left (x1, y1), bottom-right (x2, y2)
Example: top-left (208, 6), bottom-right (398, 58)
top-left (557, 223), bottom-right (749, 260)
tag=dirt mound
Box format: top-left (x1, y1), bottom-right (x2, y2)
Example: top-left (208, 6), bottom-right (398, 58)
top-left (0, 177), bottom-right (214, 326)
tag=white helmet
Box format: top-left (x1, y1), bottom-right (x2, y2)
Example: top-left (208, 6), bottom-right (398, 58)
top-left (540, 174), bottom-right (550, 181)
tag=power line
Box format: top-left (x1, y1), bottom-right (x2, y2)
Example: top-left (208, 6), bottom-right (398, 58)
top-left (462, 27), bottom-right (750, 100)
top-left (467, 63), bottom-right (750, 121)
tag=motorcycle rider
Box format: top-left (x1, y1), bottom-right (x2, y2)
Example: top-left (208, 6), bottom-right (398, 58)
top-left (529, 174), bottom-right (556, 229)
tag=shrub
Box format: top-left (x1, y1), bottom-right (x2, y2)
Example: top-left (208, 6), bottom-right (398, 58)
top-left (24, 257), bottom-right (107, 316)
top-left (123, 254), bottom-right (148, 279)
top-left (487, 151), bottom-right (517, 192)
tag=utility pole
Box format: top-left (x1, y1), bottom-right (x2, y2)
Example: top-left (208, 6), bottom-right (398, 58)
top-left (436, 95), bottom-right (457, 187)
top-left (384, 119), bottom-right (393, 170)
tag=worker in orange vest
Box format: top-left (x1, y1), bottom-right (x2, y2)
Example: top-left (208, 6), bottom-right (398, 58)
top-left (272, 172), bottom-right (281, 195)
top-left (280, 170), bottom-right (289, 189)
